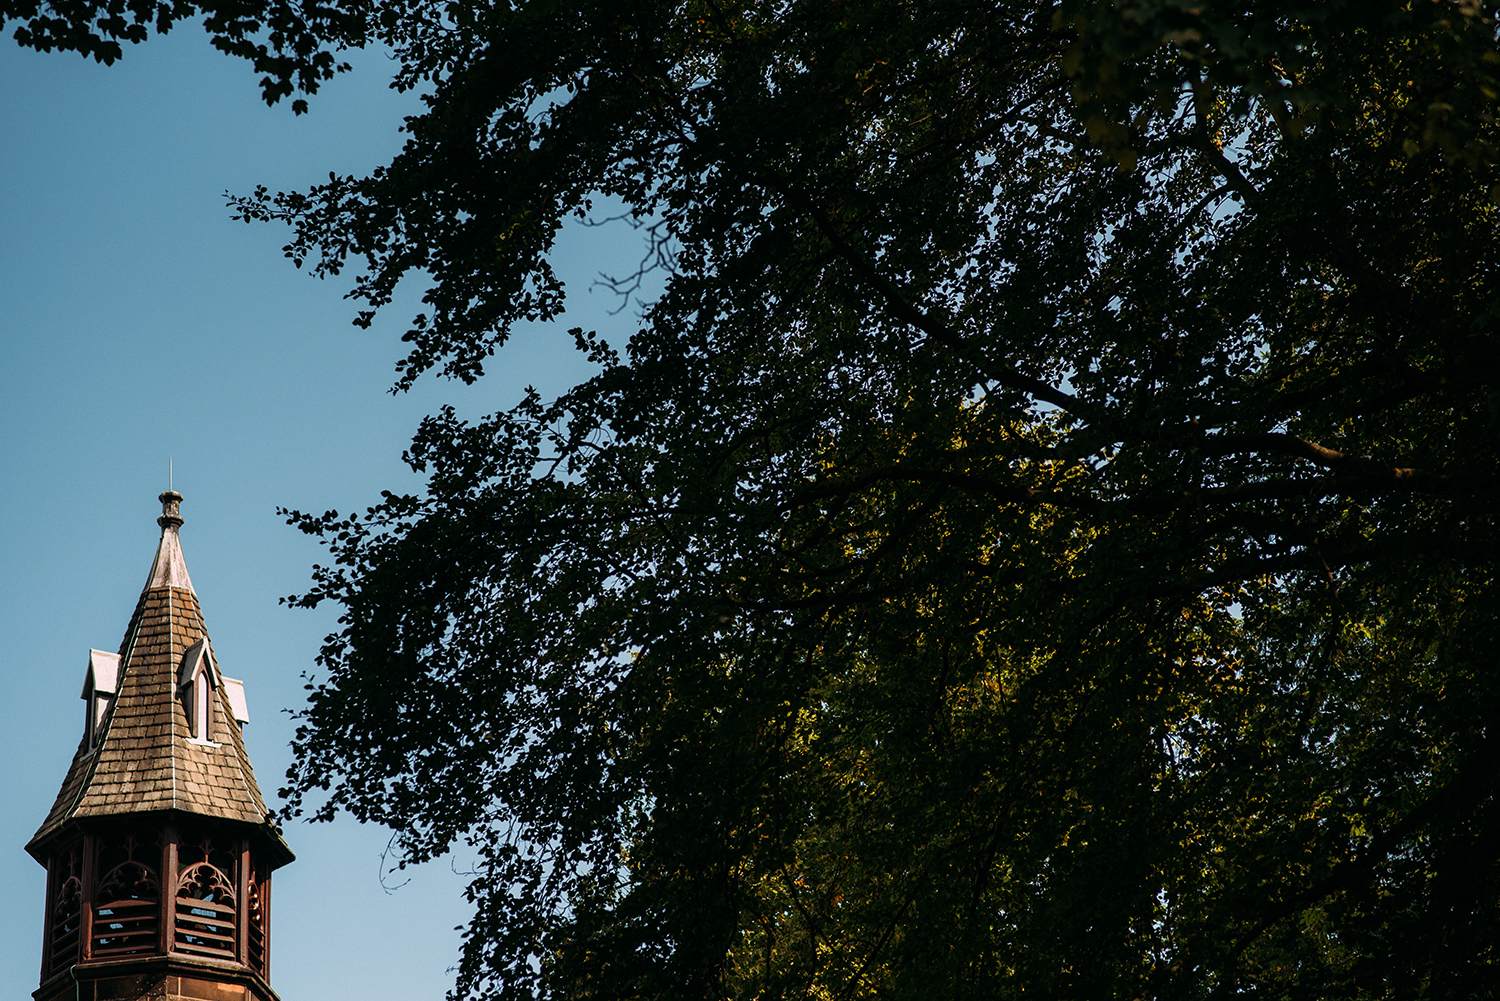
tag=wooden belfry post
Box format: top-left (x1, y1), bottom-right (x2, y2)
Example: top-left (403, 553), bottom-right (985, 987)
top-left (27, 493), bottom-right (294, 1001)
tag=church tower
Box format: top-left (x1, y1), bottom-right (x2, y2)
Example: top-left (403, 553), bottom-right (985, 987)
top-left (27, 492), bottom-right (293, 1001)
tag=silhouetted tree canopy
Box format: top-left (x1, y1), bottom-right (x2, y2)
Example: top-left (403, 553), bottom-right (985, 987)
top-left (14, 2), bottom-right (1500, 998)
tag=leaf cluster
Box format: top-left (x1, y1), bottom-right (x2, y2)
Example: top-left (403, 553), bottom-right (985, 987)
top-left (22, 2), bottom-right (1500, 999)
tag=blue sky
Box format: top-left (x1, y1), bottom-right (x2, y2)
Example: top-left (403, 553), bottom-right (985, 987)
top-left (1, 29), bottom-right (642, 998)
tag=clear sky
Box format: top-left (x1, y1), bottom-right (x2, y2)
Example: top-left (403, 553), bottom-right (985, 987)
top-left (1, 28), bottom-right (642, 998)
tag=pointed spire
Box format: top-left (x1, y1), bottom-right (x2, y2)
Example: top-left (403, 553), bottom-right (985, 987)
top-left (146, 490), bottom-right (194, 593)
top-left (28, 491), bottom-right (289, 865)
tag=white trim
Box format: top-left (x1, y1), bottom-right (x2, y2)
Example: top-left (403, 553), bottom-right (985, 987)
top-left (222, 677), bottom-right (250, 725)
top-left (80, 649), bottom-right (120, 698)
top-left (194, 670), bottom-right (212, 741)
top-left (178, 639), bottom-right (215, 690)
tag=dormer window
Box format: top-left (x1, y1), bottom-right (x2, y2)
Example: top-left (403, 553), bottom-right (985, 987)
top-left (192, 669), bottom-right (212, 741)
top-left (178, 640), bottom-right (217, 744)
top-left (81, 649), bottom-right (120, 749)
top-left (85, 678), bottom-right (95, 743)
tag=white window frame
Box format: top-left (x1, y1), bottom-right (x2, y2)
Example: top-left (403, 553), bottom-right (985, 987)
top-left (191, 667), bottom-right (212, 742)
top-left (179, 640), bottom-right (220, 745)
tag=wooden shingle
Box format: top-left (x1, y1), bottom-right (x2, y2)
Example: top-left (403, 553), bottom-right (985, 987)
top-left (27, 497), bottom-right (290, 862)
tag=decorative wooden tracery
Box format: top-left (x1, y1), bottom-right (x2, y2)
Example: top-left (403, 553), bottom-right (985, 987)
top-left (91, 832), bottom-right (161, 959)
top-left (247, 865), bottom-right (268, 976)
top-left (39, 824), bottom-right (280, 987)
top-left (31, 496), bottom-right (292, 1001)
top-left (175, 862), bottom-right (237, 958)
top-left (174, 830), bottom-right (239, 960)
top-left (44, 845), bottom-right (82, 980)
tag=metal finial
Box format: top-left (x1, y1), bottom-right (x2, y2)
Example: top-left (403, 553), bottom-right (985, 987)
top-left (158, 490), bottom-right (185, 530)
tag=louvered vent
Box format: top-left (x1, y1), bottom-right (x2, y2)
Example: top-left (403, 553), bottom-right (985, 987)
top-left (92, 833), bottom-right (161, 957)
top-left (247, 866), bottom-right (267, 975)
top-left (46, 845), bottom-right (83, 978)
top-left (174, 832), bottom-right (238, 960)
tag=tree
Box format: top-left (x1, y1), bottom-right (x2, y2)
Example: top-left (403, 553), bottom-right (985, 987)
top-left (11, 1), bottom-right (1500, 998)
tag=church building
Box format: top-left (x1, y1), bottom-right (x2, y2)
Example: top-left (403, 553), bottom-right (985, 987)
top-left (27, 492), bottom-right (293, 1001)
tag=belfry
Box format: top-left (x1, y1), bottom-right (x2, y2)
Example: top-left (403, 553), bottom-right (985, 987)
top-left (27, 492), bottom-right (293, 1001)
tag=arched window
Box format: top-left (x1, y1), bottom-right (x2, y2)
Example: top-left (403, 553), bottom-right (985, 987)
top-left (92, 832), bottom-right (161, 958)
top-left (178, 640), bottom-right (217, 744)
top-left (46, 845), bottom-right (84, 977)
top-left (175, 830), bottom-right (239, 961)
top-left (84, 677), bottom-right (95, 744)
top-left (193, 670), bottom-right (211, 742)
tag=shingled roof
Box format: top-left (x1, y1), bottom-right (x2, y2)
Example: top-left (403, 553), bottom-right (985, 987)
top-left (28, 492), bottom-right (292, 864)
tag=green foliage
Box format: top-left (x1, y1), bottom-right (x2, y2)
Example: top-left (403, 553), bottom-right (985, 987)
top-left (18, 1), bottom-right (1500, 998)
top-left (1, 0), bottom-right (369, 110)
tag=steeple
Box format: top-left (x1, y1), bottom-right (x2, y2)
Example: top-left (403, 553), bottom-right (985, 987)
top-left (28, 493), bottom-right (292, 1001)
top-left (145, 490), bottom-right (194, 592)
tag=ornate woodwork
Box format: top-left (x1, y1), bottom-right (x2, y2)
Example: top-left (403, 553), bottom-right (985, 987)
top-left (174, 829), bottom-right (239, 960)
top-left (44, 845), bottom-right (82, 981)
top-left (92, 830), bottom-right (161, 958)
top-left (37, 822), bottom-right (277, 991)
top-left (246, 864), bottom-right (269, 976)
top-left (30, 496), bottom-right (292, 1001)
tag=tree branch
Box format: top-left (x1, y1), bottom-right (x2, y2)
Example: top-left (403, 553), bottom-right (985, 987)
top-left (758, 171), bottom-right (1085, 416)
